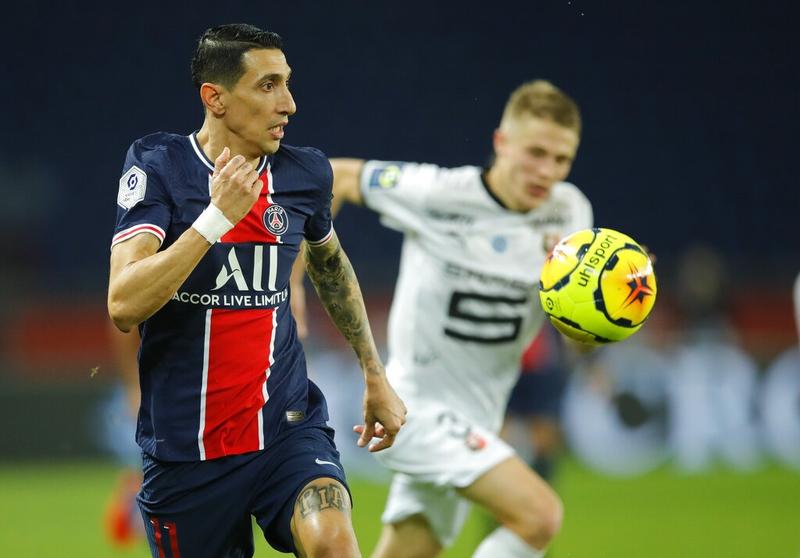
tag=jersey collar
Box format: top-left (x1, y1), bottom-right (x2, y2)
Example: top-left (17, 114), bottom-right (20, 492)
top-left (480, 168), bottom-right (510, 210)
top-left (188, 132), bottom-right (269, 174)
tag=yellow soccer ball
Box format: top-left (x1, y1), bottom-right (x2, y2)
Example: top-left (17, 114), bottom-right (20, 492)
top-left (539, 228), bottom-right (657, 345)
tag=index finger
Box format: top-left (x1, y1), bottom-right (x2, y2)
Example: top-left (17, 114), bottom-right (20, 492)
top-left (218, 154), bottom-right (248, 179)
top-left (368, 432), bottom-right (396, 453)
top-left (213, 147), bottom-right (231, 175)
top-left (357, 421), bottom-right (375, 448)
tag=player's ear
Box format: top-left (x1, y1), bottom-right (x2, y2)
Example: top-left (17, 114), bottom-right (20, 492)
top-left (492, 128), bottom-right (506, 154)
top-left (200, 82), bottom-right (226, 116)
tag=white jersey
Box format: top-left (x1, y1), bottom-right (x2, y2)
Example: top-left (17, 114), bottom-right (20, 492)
top-left (361, 161), bottom-right (593, 432)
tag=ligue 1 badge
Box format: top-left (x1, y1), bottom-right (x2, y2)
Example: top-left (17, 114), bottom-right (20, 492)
top-left (117, 165), bottom-right (147, 209)
top-left (263, 205), bottom-right (289, 235)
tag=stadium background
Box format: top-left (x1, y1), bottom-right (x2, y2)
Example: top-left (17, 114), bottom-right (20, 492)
top-left (1, 1), bottom-right (798, 556)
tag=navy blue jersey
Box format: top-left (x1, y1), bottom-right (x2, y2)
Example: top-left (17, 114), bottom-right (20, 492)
top-left (112, 132), bottom-right (334, 462)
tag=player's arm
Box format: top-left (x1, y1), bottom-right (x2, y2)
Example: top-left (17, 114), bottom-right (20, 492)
top-left (330, 158), bottom-right (366, 215)
top-left (304, 232), bottom-right (406, 451)
top-left (288, 158), bottom-right (365, 330)
top-left (108, 148), bottom-right (261, 332)
top-left (108, 230), bottom-right (213, 332)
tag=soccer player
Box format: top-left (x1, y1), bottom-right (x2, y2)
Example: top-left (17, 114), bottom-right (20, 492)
top-left (107, 24), bottom-right (406, 558)
top-left (328, 81), bottom-right (592, 557)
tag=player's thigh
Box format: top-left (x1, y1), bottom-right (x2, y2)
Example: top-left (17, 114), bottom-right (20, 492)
top-left (372, 514), bottom-right (443, 558)
top-left (138, 452), bottom-right (257, 558)
top-left (141, 509), bottom-right (253, 558)
top-left (290, 477), bottom-right (360, 558)
top-left (458, 454), bottom-right (562, 537)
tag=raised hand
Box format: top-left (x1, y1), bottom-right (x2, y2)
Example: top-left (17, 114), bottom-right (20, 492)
top-left (210, 147), bottom-right (262, 224)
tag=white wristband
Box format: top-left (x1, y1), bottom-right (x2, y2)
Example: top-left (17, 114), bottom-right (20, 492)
top-left (192, 203), bottom-right (234, 244)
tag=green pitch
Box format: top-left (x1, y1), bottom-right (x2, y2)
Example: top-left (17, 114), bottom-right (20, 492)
top-left (0, 459), bottom-right (798, 557)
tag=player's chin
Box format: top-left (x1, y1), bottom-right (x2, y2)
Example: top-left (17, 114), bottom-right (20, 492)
top-left (260, 138), bottom-right (281, 155)
top-left (520, 195), bottom-right (547, 211)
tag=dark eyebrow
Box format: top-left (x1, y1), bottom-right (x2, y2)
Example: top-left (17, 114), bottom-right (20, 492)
top-left (258, 70), bottom-right (292, 85)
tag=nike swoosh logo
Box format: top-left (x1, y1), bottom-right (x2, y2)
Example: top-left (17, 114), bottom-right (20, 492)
top-left (315, 458), bottom-right (341, 470)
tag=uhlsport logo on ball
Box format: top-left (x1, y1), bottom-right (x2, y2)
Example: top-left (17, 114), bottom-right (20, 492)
top-left (539, 227), bottom-right (657, 345)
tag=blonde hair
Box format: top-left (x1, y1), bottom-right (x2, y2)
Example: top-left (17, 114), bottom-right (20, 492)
top-left (500, 80), bottom-right (581, 135)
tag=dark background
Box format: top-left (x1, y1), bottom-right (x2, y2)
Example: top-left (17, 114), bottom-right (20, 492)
top-left (0, 9), bottom-right (797, 556)
top-left (0, 0), bottom-right (797, 415)
top-left (1, 0), bottom-right (797, 293)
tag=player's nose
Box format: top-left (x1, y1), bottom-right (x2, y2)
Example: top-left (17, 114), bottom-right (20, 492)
top-left (535, 158), bottom-right (557, 181)
top-left (278, 87), bottom-right (296, 116)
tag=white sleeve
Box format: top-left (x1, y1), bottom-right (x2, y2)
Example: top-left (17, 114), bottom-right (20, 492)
top-left (576, 193), bottom-right (594, 231)
top-left (561, 182), bottom-right (594, 234)
top-left (359, 160), bottom-right (442, 233)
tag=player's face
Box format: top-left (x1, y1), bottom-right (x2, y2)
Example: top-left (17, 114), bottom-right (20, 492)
top-left (492, 116), bottom-right (579, 212)
top-left (223, 48), bottom-right (296, 156)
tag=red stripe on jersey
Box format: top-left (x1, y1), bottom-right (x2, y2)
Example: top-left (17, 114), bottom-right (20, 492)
top-left (111, 223), bottom-right (166, 247)
top-left (220, 171), bottom-right (278, 244)
top-left (200, 307), bottom-right (275, 460)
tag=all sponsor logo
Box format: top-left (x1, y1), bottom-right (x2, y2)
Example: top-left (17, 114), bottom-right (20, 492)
top-left (172, 247), bottom-right (287, 308)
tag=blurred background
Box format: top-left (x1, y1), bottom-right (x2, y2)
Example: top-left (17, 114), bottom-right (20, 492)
top-left (1, 0), bottom-right (798, 556)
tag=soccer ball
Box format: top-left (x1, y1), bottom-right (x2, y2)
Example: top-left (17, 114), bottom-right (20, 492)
top-left (539, 228), bottom-right (657, 345)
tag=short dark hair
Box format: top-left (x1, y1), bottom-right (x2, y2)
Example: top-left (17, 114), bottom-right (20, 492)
top-left (190, 24), bottom-right (283, 90)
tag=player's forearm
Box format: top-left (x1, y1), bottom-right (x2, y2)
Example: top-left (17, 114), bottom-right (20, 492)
top-left (304, 234), bottom-right (383, 376)
top-left (108, 230), bottom-right (211, 331)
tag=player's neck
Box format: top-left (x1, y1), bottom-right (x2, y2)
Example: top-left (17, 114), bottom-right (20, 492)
top-left (196, 123), bottom-right (262, 168)
top-left (485, 164), bottom-right (518, 212)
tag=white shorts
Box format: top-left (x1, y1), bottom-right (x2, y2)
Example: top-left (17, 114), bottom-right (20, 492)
top-left (374, 401), bottom-right (515, 547)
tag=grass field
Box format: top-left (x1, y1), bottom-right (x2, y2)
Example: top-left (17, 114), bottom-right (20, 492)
top-left (1, 459), bottom-right (798, 557)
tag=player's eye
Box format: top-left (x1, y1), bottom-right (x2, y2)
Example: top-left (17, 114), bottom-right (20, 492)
top-left (262, 81), bottom-right (275, 91)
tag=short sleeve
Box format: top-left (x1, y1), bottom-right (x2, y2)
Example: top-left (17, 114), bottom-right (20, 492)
top-left (574, 192), bottom-right (594, 232)
top-left (557, 182), bottom-right (594, 236)
top-left (304, 155), bottom-right (334, 246)
top-left (359, 160), bottom-right (442, 233)
top-left (111, 141), bottom-right (173, 249)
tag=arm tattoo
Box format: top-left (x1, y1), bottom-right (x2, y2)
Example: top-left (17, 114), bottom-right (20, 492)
top-left (297, 483), bottom-right (347, 518)
top-left (304, 235), bottom-right (380, 368)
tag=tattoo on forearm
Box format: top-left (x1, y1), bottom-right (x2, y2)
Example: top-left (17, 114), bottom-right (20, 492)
top-left (297, 483), bottom-right (347, 518)
top-left (305, 239), bottom-right (377, 366)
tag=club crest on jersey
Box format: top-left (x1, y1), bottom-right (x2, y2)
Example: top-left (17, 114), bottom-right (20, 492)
top-left (263, 205), bottom-right (289, 235)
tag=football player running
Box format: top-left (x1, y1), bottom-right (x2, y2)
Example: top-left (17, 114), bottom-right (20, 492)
top-left (108, 24), bottom-right (405, 558)
top-left (313, 80), bottom-right (593, 558)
